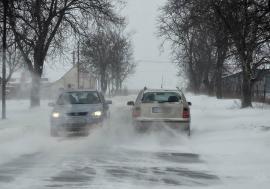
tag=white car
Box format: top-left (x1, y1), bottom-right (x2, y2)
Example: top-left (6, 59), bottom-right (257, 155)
top-left (127, 88), bottom-right (191, 135)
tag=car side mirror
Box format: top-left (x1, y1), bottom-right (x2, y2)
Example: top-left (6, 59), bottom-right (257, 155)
top-left (105, 100), bottom-right (112, 105)
top-left (188, 102), bottom-right (192, 106)
top-left (127, 101), bottom-right (135, 106)
top-left (48, 102), bottom-right (55, 107)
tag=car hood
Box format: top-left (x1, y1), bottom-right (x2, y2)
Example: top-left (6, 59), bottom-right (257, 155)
top-left (53, 104), bottom-right (103, 114)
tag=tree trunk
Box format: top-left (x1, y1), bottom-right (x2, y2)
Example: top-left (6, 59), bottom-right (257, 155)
top-left (241, 70), bottom-right (252, 108)
top-left (108, 80), bottom-right (111, 96)
top-left (215, 65), bottom-right (222, 99)
top-left (115, 75), bottom-right (121, 94)
top-left (100, 72), bottom-right (107, 94)
top-left (241, 52), bottom-right (253, 108)
top-left (202, 63), bottom-right (213, 95)
top-left (189, 79), bottom-right (200, 93)
top-left (120, 80), bottom-right (122, 91)
top-left (215, 47), bottom-right (226, 99)
top-left (188, 63), bottom-right (200, 93)
top-left (30, 53), bottom-right (44, 107)
top-left (30, 72), bottom-right (41, 107)
top-left (208, 79), bottom-right (215, 96)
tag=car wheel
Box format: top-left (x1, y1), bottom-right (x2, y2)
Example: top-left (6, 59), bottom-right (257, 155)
top-left (187, 126), bottom-right (191, 137)
top-left (134, 122), bottom-right (147, 133)
top-left (98, 122), bottom-right (103, 127)
top-left (50, 127), bottom-right (59, 137)
top-left (106, 111), bottom-right (111, 119)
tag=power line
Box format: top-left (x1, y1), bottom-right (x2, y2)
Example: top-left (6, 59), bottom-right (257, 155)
top-left (135, 59), bottom-right (177, 64)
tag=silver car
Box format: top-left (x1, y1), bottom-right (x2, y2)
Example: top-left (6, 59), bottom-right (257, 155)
top-left (127, 88), bottom-right (191, 135)
top-left (49, 89), bottom-right (112, 137)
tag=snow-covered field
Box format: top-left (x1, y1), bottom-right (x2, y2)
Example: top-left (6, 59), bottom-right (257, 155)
top-left (0, 94), bottom-right (269, 189)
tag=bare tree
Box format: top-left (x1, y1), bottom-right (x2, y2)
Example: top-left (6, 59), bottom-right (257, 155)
top-left (81, 29), bottom-right (111, 93)
top-left (212, 0), bottom-right (270, 107)
top-left (6, 0), bottom-right (122, 107)
top-left (158, 0), bottom-right (270, 108)
top-left (0, 36), bottom-right (24, 83)
top-left (81, 26), bottom-right (135, 94)
top-left (108, 29), bottom-right (135, 94)
top-left (1, 0), bottom-right (26, 118)
top-left (158, 0), bottom-right (230, 95)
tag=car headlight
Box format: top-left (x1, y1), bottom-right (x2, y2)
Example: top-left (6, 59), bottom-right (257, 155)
top-left (92, 111), bottom-right (102, 117)
top-left (52, 112), bottom-right (60, 118)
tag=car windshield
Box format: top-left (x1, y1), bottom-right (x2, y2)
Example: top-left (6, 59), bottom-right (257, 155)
top-left (56, 91), bottom-right (101, 105)
top-left (142, 92), bottom-right (181, 103)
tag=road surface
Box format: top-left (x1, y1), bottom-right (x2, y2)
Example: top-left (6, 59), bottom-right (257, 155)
top-left (0, 96), bottom-right (225, 189)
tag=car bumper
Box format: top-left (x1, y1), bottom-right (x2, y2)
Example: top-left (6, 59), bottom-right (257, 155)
top-left (133, 118), bottom-right (190, 130)
top-left (51, 117), bottom-right (103, 131)
top-left (135, 117), bottom-right (190, 122)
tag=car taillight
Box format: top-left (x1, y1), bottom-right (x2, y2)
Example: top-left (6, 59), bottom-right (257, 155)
top-left (183, 107), bottom-right (190, 118)
top-left (132, 107), bottom-right (141, 118)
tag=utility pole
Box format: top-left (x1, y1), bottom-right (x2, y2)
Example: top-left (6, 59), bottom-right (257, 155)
top-left (77, 41), bottom-right (80, 88)
top-left (161, 75), bottom-right (164, 89)
top-left (2, 0), bottom-right (7, 119)
top-left (72, 50), bottom-right (75, 66)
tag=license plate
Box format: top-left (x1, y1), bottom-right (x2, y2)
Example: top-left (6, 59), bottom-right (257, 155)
top-left (152, 107), bottom-right (162, 113)
top-left (68, 118), bottom-right (86, 124)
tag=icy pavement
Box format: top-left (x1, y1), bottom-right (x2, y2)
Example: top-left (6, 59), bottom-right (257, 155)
top-left (0, 94), bottom-right (270, 189)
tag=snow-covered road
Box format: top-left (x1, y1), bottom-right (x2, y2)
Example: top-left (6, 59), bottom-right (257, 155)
top-left (0, 94), bottom-right (269, 189)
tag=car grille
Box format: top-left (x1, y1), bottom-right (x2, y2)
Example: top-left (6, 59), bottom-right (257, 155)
top-left (65, 124), bottom-right (87, 131)
top-left (67, 112), bottom-right (88, 116)
top-left (63, 117), bottom-right (87, 130)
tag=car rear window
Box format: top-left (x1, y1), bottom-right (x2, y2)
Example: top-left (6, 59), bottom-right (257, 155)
top-left (142, 92), bottom-right (181, 103)
top-left (57, 91), bottom-right (101, 105)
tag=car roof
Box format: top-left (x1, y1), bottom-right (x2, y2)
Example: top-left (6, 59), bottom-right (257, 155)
top-left (143, 89), bottom-right (180, 93)
top-left (62, 89), bottom-right (99, 93)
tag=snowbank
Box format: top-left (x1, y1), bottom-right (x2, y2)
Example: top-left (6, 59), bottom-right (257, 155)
top-left (0, 94), bottom-right (269, 188)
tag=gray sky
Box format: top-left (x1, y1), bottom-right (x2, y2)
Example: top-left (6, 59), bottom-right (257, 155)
top-left (45, 0), bottom-right (180, 90)
top-left (123, 0), bottom-right (179, 89)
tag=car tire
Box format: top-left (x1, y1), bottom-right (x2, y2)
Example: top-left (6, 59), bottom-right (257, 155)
top-left (134, 122), bottom-right (147, 133)
top-left (50, 127), bottom-right (59, 137)
top-left (106, 111), bottom-right (111, 119)
top-left (187, 126), bottom-right (191, 137)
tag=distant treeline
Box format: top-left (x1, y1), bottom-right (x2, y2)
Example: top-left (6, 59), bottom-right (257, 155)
top-left (158, 0), bottom-right (270, 108)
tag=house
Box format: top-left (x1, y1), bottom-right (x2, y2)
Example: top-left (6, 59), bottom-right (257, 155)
top-left (1, 65), bottom-right (98, 99)
top-left (1, 75), bottom-right (50, 99)
top-left (222, 69), bottom-right (270, 102)
top-left (49, 65), bottom-right (99, 98)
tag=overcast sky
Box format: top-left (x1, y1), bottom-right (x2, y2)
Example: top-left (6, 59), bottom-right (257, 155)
top-left (46, 0), bottom-right (180, 90)
top-left (123, 0), bottom-right (179, 89)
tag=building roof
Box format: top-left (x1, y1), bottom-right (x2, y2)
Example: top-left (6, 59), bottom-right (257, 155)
top-left (222, 69), bottom-right (270, 79)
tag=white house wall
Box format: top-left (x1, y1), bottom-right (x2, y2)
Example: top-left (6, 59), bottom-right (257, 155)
top-left (49, 66), bottom-right (98, 99)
